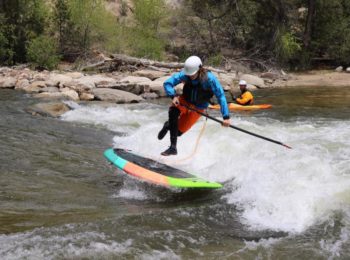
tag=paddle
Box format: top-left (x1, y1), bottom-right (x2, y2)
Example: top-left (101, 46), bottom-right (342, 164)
top-left (181, 103), bottom-right (292, 149)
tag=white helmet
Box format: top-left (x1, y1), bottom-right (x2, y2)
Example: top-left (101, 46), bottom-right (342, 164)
top-left (239, 80), bottom-right (247, 85)
top-left (183, 56), bottom-right (202, 76)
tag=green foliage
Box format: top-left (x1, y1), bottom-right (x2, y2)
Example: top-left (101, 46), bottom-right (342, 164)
top-left (128, 28), bottom-right (165, 59)
top-left (207, 53), bottom-right (223, 67)
top-left (126, 0), bottom-right (167, 59)
top-left (26, 35), bottom-right (61, 70)
top-left (275, 32), bottom-right (301, 64)
top-left (0, 14), bottom-right (14, 64)
top-left (0, 0), bottom-right (49, 64)
top-left (134, 0), bottom-right (166, 31)
top-left (53, 0), bottom-right (120, 59)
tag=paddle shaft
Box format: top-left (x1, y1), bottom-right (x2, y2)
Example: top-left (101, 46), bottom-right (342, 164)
top-left (181, 103), bottom-right (292, 149)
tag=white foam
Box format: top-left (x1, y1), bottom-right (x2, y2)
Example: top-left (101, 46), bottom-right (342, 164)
top-left (0, 225), bottom-right (132, 260)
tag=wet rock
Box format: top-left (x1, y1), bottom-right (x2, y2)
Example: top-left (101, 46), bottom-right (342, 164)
top-left (26, 102), bottom-right (71, 117)
top-left (33, 92), bottom-right (67, 99)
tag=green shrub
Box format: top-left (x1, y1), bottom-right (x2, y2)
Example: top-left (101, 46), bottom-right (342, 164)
top-left (207, 53), bottom-right (223, 67)
top-left (276, 32), bottom-right (301, 64)
top-left (27, 36), bottom-right (61, 70)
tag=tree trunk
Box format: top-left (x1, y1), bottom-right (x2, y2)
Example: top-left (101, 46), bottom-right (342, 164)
top-left (303, 0), bottom-right (315, 48)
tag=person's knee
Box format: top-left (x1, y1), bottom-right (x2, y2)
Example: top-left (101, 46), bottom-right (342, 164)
top-left (169, 107), bottom-right (180, 120)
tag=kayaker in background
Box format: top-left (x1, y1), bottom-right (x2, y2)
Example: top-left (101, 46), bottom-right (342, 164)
top-left (232, 80), bottom-right (254, 106)
top-left (158, 55), bottom-right (231, 156)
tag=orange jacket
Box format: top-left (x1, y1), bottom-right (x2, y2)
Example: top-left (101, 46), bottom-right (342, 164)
top-left (236, 91), bottom-right (254, 105)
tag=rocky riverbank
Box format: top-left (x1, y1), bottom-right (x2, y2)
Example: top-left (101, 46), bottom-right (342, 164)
top-left (1, 60), bottom-right (350, 117)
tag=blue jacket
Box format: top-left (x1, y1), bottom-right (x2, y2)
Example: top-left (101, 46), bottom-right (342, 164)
top-left (163, 71), bottom-right (230, 119)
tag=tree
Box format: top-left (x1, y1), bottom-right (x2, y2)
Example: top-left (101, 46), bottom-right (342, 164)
top-left (0, 0), bottom-right (48, 64)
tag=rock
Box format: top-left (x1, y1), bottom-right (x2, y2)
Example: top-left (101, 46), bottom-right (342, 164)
top-left (33, 72), bottom-right (50, 81)
top-left (119, 76), bottom-right (152, 84)
top-left (40, 86), bottom-right (59, 93)
top-left (346, 67), bottom-right (350, 73)
top-left (141, 92), bottom-right (159, 99)
top-left (15, 79), bottom-right (30, 89)
top-left (92, 88), bottom-right (144, 103)
top-left (23, 85), bottom-right (42, 93)
top-left (132, 69), bottom-right (166, 80)
top-left (71, 75), bottom-right (117, 89)
top-left (154, 76), bottom-right (170, 83)
top-left (148, 81), bottom-right (167, 97)
top-left (26, 102), bottom-right (70, 117)
top-left (218, 72), bottom-right (236, 90)
top-left (64, 72), bottom-right (84, 79)
top-left (240, 74), bottom-right (266, 88)
top-left (59, 88), bottom-right (80, 101)
top-left (260, 72), bottom-right (280, 80)
top-left (0, 77), bottom-right (16, 88)
top-left (335, 66), bottom-right (343, 72)
top-left (30, 81), bottom-right (47, 88)
top-left (33, 92), bottom-right (67, 99)
top-left (79, 92), bottom-right (95, 101)
top-left (48, 73), bottom-right (73, 87)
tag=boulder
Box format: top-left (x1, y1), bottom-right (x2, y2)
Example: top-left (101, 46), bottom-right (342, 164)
top-left (92, 88), bottom-right (144, 103)
top-left (15, 79), bottom-right (30, 89)
top-left (335, 66), bottom-right (343, 72)
top-left (148, 81), bottom-right (167, 97)
top-left (40, 86), bottom-right (59, 93)
top-left (141, 92), bottom-right (159, 99)
top-left (120, 75), bottom-right (152, 84)
top-left (64, 72), bottom-right (84, 79)
top-left (240, 74), bottom-right (266, 88)
top-left (71, 75), bottom-right (117, 89)
top-left (132, 69), bottom-right (167, 80)
top-left (154, 76), bottom-right (170, 83)
top-left (260, 72), bottom-right (280, 80)
top-left (26, 102), bottom-right (70, 117)
top-left (33, 92), bottom-right (67, 99)
top-left (79, 92), bottom-right (95, 101)
top-left (218, 72), bottom-right (236, 90)
top-left (60, 88), bottom-right (80, 101)
top-left (47, 73), bottom-right (73, 87)
top-left (33, 72), bottom-right (50, 81)
top-left (0, 77), bottom-right (16, 88)
top-left (346, 67), bottom-right (350, 73)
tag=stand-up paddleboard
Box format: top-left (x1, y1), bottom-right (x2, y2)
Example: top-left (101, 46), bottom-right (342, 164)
top-left (209, 103), bottom-right (272, 111)
top-left (104, 148), bottom-right (222, 189)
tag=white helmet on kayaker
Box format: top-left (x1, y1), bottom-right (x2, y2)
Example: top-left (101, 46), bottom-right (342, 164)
top-left (239, 80), bottom-right (247, 86)
top-left (183, 56), bottom-right (202, 76)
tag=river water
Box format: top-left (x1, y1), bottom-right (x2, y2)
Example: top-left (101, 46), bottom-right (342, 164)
top-left (1, 86), bottom-right (350, 259)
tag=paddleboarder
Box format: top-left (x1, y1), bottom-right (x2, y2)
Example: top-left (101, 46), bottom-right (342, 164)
top-left (158, 55), bottom-right (231, 156)
top-left (232, 80), bottom-right (254, 106)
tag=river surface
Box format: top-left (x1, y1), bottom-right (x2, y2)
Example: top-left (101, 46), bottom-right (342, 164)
top-left (1, 86), bottom-right (350, 259)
